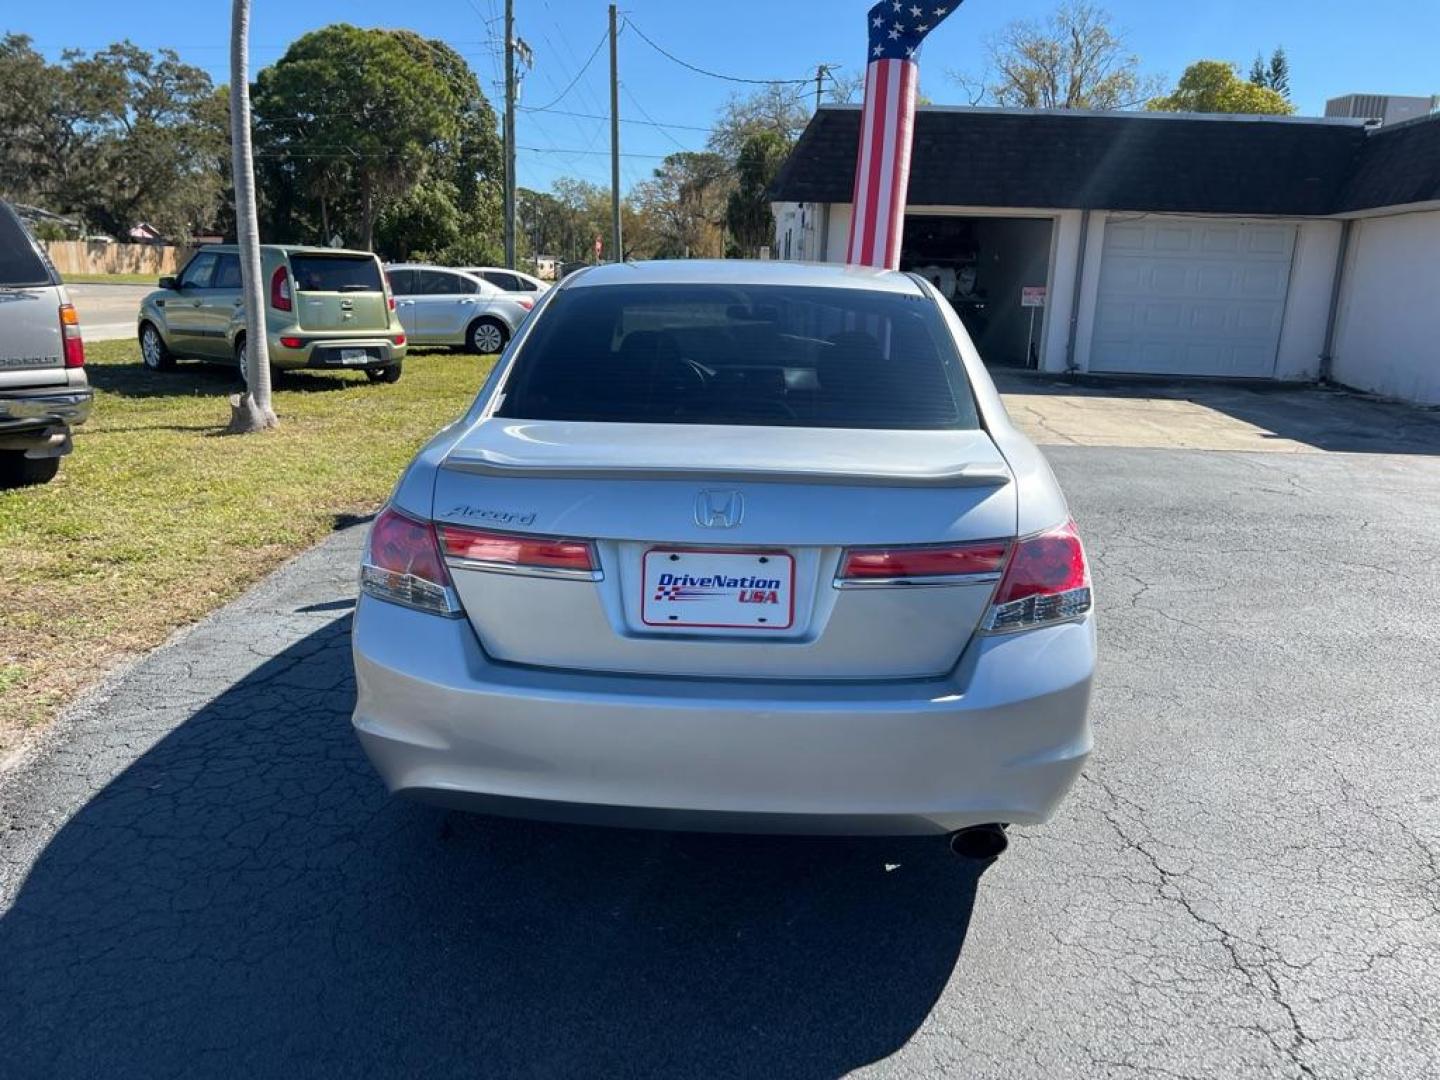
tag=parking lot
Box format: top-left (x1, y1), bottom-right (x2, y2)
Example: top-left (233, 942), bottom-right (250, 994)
top-left (2, 392), bottom-right (1436, 1079)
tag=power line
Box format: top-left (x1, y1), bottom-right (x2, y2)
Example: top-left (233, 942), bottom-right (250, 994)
top-left (623, 18), bottom-right (811, 86)
top-left (524, 25), bottom-right (610, 113)
top-left (620, 84), bottom-right (698, 153)
top-left (519, 104), bottom-right (712, 134)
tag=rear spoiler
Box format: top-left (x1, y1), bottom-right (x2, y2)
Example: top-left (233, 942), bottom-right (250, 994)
top-left (443, 453), bottom-right (1012, 489)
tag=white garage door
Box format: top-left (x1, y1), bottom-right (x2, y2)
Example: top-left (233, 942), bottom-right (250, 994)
top-left (1092, 217), bottom-right (1296, 377)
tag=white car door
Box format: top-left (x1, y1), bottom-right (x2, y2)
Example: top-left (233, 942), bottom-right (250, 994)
top-left (411, 269), bottom-right (482, 344)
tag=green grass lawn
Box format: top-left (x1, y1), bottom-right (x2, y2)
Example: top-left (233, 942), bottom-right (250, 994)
top-left (0, 339), bottom-right (492, 756)
top-left (62, 272), bottom-right (165, 285)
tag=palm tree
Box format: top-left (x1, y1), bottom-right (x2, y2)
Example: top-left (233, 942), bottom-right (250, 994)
top-left (228, 0), bottom-right (278, 432)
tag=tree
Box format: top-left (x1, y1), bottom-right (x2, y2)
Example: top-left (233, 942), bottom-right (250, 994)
top-left (725, 131), bottom-right (790, 256)
top-left (0, 35), bottom-right (228, 240)
top-left (951, 2), bottom-right (1161, 110)
top-left (632, 152), bottom-right (730, 259)
top-left (253, 25), bottom-right (460, 250)
top-left (1149, 60), bottom-right (1294, 115)
top-left (228, 0), bottom-right (276, 433)
top-left (709, 84), bottom-right (810, 160)
top-left (1249, 47), bottom-right (1291, 101)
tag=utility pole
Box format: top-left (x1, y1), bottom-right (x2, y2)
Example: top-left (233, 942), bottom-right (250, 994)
top-left (815, 63), bottom-right (830, 113)
top-left (503, 0), bottom-right (517, 269)
top-left (608, 4), bottom-right (622, 263)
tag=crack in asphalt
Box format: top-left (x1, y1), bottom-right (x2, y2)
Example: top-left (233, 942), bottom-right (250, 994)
top-left (1081, 770), bottom-right (1321, 1079)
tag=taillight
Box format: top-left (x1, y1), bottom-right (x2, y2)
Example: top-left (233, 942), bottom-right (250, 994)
top-left (439, 525), bottom-right (598, 577)
top-left (270, 266), bottom-right (292, 312)
top-left (59, 303), bottom-right (84, 368)
top-left (393, 334), bottom-right (406, 346)
top-left (838, 541), bottom-right (1009, 582)
top-left (279, 336), bottom-right (303, 349)
top-left (360, 506), bottom-right (461, 616)
top-left (515, 297), bottom-right (534, 311)
top-left (983, 519), bottom-right (1092, 633)
top-left (388, 296), bottom-right (396, 311)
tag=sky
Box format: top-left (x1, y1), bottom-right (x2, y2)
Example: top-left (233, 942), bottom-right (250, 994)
top-left (6, 0), bottom-right (1438, 193)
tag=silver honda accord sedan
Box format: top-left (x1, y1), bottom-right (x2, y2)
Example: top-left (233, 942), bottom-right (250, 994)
top-left (351, 259), bottom-right (1095, 839)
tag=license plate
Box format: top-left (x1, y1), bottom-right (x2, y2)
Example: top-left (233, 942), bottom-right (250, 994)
top-left (642, 549), bottom-right (795, 630)
top-left (340, 348), bottom-right (369, 365)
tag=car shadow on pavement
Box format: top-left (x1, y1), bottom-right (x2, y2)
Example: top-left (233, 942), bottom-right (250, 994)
top-left (0, 615), bottom-right (986, 1080)
top-left (87, 361), bottom-right (371, 400)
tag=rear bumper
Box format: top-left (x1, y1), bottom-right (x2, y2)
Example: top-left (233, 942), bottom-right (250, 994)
top-left (0, 388), bottom-right (93, 453)
top-left (351, 596), bottom-right (1095, 836)
top-left (268, 337), bottom-right (407, 371)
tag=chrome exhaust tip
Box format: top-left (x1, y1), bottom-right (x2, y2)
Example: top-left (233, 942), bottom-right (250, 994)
top-left (948, 823), bottom-right (1009, 862)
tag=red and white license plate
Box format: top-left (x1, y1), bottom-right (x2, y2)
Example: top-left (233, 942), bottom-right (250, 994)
top-left (642, 549), bottom-right (795, 630)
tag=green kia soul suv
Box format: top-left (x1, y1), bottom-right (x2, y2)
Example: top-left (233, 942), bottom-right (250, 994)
top-left (137, 245), bottom-right (408, 383)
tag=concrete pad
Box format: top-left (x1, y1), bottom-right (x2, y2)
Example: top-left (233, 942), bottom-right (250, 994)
top-left (996, 371), bottom-right (1440, 455)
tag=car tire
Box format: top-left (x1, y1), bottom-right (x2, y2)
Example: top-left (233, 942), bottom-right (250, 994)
top-left (139, 322), bottom-right (175, 371)
top-left (235, 336), bottom-right (280, 386)
top-left (0, 451), bottom-right (61, 488)
top-left (366, 363), bottom-right (403, 384)
top-left (467, 317), bottom-right (509, 355)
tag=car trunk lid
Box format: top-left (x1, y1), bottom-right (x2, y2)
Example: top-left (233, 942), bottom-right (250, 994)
top-left (287, 252), bottom-right (390, 332)
top-left (432, 419), bottom-right (1016, 681)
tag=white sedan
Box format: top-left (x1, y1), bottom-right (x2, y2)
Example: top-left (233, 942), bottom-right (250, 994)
top-left (384, 264), bottom-right (534, 354)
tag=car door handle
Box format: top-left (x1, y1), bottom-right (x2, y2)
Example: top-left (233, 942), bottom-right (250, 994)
top-left (398, 299), bottom-right (415, 306)
top-left (458, 298), bottom-right (476, 305)
top-left (191, 300), bottom-right (204, 307)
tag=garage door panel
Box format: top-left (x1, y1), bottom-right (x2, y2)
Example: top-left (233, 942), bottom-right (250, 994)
top-left (1092, 217), bottom-right (1295, 377)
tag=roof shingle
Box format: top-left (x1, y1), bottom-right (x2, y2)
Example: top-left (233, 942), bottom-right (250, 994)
top-left (770, 106), bottom-right (1438, 217)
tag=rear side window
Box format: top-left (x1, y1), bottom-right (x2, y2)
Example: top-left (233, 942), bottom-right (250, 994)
top-left (288, 254), bottom-right (383, 293)
top-left (496, 283), bottom-right (978, 430)
top-left (0, 204), bottom-right (56, 288)
top-left (483, 271), bottom-right (522, 291)
top-left (213, 253), bottom-right (242, 289)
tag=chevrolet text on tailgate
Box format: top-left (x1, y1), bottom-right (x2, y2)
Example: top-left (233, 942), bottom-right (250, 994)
top-left (351, 260), bottom-right (1095, 853)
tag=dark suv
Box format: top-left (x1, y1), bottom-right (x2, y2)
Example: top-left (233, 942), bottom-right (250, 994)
top-left (0, 200), bottom-right (91, 487)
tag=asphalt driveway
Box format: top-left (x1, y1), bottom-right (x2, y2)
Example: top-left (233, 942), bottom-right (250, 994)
top-left (2, 441), bottom-right (1438, 1078)
top-left (66, 282), bottom-right (149, 342)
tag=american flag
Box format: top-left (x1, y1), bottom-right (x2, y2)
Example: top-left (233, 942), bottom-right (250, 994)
top-left (846, 1), bottom-right (961, 268)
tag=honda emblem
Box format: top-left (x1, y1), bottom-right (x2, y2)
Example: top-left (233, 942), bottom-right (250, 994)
top-left (694, 490), bottom-right (744, 529)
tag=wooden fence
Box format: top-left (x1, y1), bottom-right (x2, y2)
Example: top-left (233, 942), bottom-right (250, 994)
top-left (42, 241), bottom-right (194, 278)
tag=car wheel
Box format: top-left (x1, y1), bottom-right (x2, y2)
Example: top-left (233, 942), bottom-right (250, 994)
top-left (139, 322), bottom-right (175, 371)
top-left (467, 317), bottom-right (509, 355)
top-left (235, 337), bottom-right (280, 386)
top-left (0, 451), bottom-right (61, 488)
top-left (366, 363), bottom-right (403, 384)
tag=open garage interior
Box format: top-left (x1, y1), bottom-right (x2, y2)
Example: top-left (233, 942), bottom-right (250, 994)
top-left (901, 215), bottom-right (1054, 369)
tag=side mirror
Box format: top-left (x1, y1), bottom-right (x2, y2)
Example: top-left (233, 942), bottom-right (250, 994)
top-left (158, 275), bottom-right (178, 291)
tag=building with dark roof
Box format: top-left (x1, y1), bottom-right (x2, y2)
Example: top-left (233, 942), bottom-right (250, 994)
top-left (771, 106), bottom-right (1440, 404)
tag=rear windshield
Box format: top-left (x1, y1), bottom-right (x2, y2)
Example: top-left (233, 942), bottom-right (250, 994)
top-left (288, 254), bottom-right (383, 293)
top-left (0, 204), bottom-right (56, 288)
top-left (496, 283), bottom-right (978, 430)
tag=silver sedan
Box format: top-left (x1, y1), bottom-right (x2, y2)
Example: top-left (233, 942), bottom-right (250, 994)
top-left (352, 259), bottom-right (1095, 843)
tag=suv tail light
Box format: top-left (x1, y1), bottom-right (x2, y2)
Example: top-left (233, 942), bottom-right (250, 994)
top-left (439, 525), bottom-right (598, 576)
top-left (59, 303), bottom-right (84, 368)
top-left (983, 519), bottom-right (1092, 633)
top-left (360, 507), bottom-right (461, 616)
top-left (515, 297), bottom-right (534, 311)
top-left (270, 266), bottom-right (292, 312)
top-left (838, 541), bottom-right (1009, 582)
